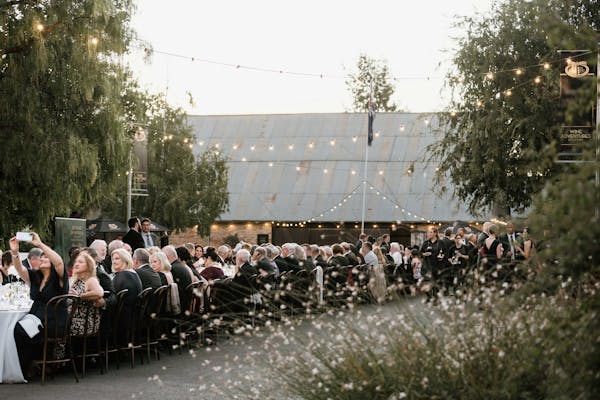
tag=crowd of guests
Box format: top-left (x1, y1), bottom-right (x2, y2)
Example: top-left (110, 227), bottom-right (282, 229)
top-left (2, 217), bottom-right (535, 380)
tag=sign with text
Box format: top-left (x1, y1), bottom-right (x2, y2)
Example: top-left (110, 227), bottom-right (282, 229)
top-left (54, 217), bottom-right (87, 265)
top-left (557, 126), bottom-right (594, 163)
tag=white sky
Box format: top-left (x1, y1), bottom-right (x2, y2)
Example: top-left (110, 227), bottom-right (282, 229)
top-left (127, 0), bottom-right (497, 115)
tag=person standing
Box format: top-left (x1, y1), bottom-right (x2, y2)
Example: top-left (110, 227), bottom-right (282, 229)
top-left (140, 218), bottom-right (159, 248)
top-left (122, 217), bottom-right (145, 252)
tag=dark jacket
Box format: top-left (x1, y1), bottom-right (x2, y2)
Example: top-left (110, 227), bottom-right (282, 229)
top-left (122, 229), bottom-right (145, 251)
top-left (171, 260), bottom-right (193, 312)
top-left (135, 264), bottom-right (163, 290)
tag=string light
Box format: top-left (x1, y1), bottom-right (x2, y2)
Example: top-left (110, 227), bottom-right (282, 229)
top-left (486, 72), bottom-right (494, 80)
top-left (534, 76), bottom-right (541, 84)
top-left (90, 37), bottom-right (99, 46)
top-left (35, 23), bottom-right (44, 32)
top-left (515, 68), bottom-right (523, 76)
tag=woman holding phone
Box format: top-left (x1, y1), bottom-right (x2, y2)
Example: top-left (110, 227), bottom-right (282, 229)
top-left (10, 232), bottom-right (69, 378)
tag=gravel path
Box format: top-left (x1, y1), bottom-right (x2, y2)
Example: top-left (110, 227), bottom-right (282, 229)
top-left (0, 296), bottom-right (428, 400)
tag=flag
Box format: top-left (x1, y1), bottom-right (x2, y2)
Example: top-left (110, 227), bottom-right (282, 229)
top-left (367, 98), bottom-right (375, 146)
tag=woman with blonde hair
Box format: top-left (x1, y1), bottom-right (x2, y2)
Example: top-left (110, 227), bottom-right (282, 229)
top-left (370, 246), bottom-right (388, 304)
top-left (149, 251), bottom-right (181, 315)
top-left (111, 249), bottom-right (142, 334)
top-left (149, 251), bottom-right (174, 285)
top-left (69, 252), bottom-right (104, 336)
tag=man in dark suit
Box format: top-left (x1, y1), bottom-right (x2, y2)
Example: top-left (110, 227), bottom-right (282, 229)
top-left (499, 222), bottom-right (520, 261)
top-left (140, 218), bottom-right (160, 248)
top-left (122, 217), bottom-right (145, 251)
top-left (232, 249), bottom-right (257, 293)
top-left (163, 245), bottom-right (194, 312)
top-left (133, 248), bottom-right (162, 290)
top-left (310, 245), bottom-right (327, 268)
top-left (281, 243), bottom-right (301, 272)
top-left (341, 242), bottom-right (359, 266)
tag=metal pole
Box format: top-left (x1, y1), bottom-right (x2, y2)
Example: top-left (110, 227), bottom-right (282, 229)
top-left (361, 80), bottom-right (373, 234)
top-left (126, 151), bottom-right (132, 221)
top-left (361, 142), bottom-right (369, 234)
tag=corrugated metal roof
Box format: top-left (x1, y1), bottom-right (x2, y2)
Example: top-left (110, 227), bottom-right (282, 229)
top-left (188, 113), bottom-right (486, 223)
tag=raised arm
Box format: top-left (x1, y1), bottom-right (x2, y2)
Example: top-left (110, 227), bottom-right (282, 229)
top-left (30, 232), bottom-right (65, 279)
top-left (8, 237), bottom-right (30, 285)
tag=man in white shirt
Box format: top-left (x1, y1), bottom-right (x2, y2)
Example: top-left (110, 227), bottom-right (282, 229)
top-left (389, 242), bottom-right (403, 267)
top-left (360, 242), bottom-right (378, 266)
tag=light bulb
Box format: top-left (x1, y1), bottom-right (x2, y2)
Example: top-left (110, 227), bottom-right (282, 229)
top-left (486, 72), bottom-right (494, 80)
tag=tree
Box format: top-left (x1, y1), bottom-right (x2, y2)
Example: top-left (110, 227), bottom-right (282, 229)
top-left (0, 0), bottom-right (135, 239)
top-left (427, 0), bottom-right (599, 217)
top-left (346, 54), bottom-right (399, 112)
top-left (102, 89), bottom-right (229, 236)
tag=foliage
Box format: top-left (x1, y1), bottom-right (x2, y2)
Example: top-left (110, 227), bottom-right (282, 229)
top-left (526, 144), bottom-right (600, 294)
top-left (101, 90), bottom-right (229, 235)
top-left (222, 233), bottom-right (241, 248)
top-left (274, 289), bottom-right (599, 400)
top-left (0, 0), bottom-right (135, 239)
top-left (427, 0), bottom-right (599, 217)
top-left (346, 53), bottom-right (399, 112)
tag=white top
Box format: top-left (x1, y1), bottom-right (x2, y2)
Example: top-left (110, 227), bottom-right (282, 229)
top-left (363, 251), bottom-right (378, 267)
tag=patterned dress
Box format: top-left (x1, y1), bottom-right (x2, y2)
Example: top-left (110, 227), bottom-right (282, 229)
top-left (70, 279), bottom-right (101, 337)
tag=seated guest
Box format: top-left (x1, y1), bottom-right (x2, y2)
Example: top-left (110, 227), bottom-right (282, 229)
top-left (2, 250), bottom-right (19, 284)
top-left (10, 233), bottom-right (69, 378)
top-left (328, 244), bottom-right (349, 267)
top-left (192, 245), bottom-right (205, 269)
top-left (162, 245), bottom-right (195, 312)
top-left (232, 249), bottom-right (257, 289)
top-left (89, 239), bottom-right (109, 274)
top-left (176, 246), bottom-right (202, 281)
top-left (149, 251), bottom-right (181, 315)
top-left (105, 239), bottom-right (125, 274)
top-left (68, 253), bottom-right (104, 336)
top-left (200, 247), bottom-right (225, 281)
top-left (133, 248), bottom-right (162, 290)
top-left (149, 251), bottom-right (174, 285)
top-left (252, 247), bottom-right (274, 276)
top-left (78, 247), bottom-right (116, 340)
top-left (111, 249), bottom-right (142, 338)
top-left (23, 247), bottom-right (43, 270)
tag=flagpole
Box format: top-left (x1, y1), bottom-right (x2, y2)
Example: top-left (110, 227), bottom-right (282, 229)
top-left (361, 80), bottom-right (373, 234)
top-left (361, 135), bottom-right (369, 234)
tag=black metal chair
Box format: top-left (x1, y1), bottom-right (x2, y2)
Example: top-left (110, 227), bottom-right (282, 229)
top-left (32, 294), bottom-right (80, 384)
top-left (104, 288), bottom-right (128, 371)
top-left (71, 296), bottom-right (103, 377)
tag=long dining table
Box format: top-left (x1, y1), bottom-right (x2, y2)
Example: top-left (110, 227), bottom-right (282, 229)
top-left (0, 281), bottom-right (32, 384)
top-left (0, 308), bottom-right (29, 383)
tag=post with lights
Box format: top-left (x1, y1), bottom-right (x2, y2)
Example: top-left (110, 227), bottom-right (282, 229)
top-left (127, 124), bottom-right (150, 220)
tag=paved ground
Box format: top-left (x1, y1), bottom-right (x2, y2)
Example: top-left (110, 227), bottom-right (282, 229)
top-left (0, 296), bottom-right (428, 400)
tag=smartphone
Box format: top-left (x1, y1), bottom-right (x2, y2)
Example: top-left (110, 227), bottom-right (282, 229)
top-left (16, 232), bottom-right (33, 241)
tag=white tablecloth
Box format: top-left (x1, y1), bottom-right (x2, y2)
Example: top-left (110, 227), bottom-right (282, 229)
top-left (0, 309), bottom-right (28, 383)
